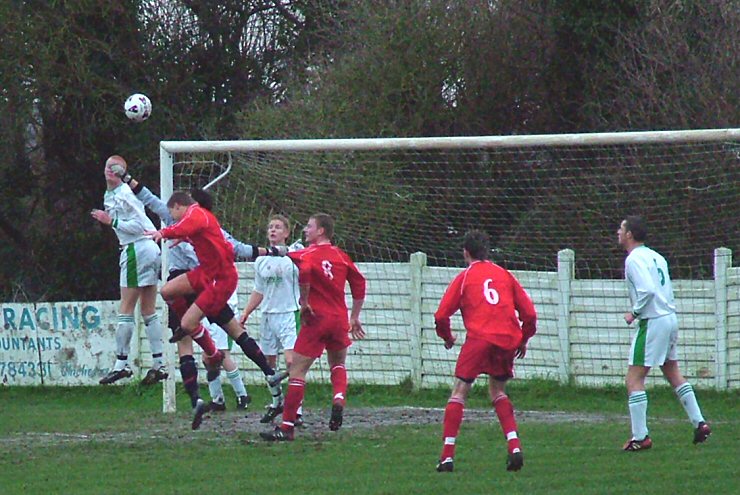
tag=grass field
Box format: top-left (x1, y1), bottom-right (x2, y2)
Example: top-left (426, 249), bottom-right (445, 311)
top-left (1, 380), bottom-right (737, 495)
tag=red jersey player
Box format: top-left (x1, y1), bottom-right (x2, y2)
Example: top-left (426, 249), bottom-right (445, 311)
top-left (260, 213), bottom-right (366, 442)
top-left (147, 191), bottom-right (287, 430)
top-left (434, 230), bottom-right (536, 473)
top-left (147, 192), bottom-right (234, 370)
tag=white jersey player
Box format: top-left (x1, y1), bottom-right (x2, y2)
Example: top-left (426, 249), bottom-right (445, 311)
top-left (90, 155), bottom-right (166, 386)
top-left (617, 216), bottom-right (710, 452)
top-left (240, 214), bottom-right (303, 424)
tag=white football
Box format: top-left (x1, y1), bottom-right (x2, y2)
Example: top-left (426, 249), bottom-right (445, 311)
top-left (124, 93), bottom-right (152, 122)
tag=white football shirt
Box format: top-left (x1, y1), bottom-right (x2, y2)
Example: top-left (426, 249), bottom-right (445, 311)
top-left (625, 245), bottom-right (676, 319)
top-left (253, 255), bottom-right (300, 313)
top-left (104, 183), bottom-right (156, 246)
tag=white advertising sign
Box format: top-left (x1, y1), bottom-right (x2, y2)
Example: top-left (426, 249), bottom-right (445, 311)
top-left (0, 301), bottom-right (123, 385)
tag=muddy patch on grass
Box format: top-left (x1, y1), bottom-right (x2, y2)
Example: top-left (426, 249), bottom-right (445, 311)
top-left (1, 407), bottom-right (633, 448)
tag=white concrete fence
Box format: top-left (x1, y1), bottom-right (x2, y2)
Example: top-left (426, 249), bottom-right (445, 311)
top-left (1, 249), bottom-right (737, 390)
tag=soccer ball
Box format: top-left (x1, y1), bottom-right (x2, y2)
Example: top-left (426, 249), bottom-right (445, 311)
top-left (124, 93), bottom-right (152, 122)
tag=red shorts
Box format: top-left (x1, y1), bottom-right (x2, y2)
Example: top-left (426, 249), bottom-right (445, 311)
top-left (293, 312), bottom-right (352, 359)
top-left (186, 266), bottom-right (238, 318)
top-left (455, 337), bottom-right (515, 382)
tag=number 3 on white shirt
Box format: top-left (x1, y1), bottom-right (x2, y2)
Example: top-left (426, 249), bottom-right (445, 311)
top-left (483, 279), bottom-right (499, 305)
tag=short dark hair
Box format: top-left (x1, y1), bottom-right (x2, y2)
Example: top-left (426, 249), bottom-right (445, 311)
top-left (463, 230), bottom-right (490, 260)
top-left (190, 188), bottom-right (213, 211)
top-left (166, 191), bottom-right (195, 208)
top-left (311, 213), bottom-right (334, 239)
top-left (624, 215), bottom-right (647, 242)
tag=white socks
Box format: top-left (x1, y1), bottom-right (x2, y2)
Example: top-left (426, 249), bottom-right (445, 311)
top-left (226, 368), bottom-right (247, 397)
top-left (114, 314), bottom-right (135, 370)
top-left (208, 375), bottom-right (225, 404)
top-left (143, 313), bottom-right (163, 369)
top-left (628, 391), bottom-right (649, 440)
top-left (675, 382), bottom-right (705, 427)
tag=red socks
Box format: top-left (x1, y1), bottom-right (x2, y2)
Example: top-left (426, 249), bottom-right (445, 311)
top-left (191, 325), bottom-right (218, 357)
top-left (441, 398), bottom-right (465, 460)
top-left (330, 364), bottom-right (347, 406)
top-left (281, 378), bottom-right (306, 431)
top-left (493, 394), bottom-right (521, 453)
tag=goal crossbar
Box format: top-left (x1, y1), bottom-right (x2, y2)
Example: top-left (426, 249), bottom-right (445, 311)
top-left (161, 128), bottom-right (740, 154)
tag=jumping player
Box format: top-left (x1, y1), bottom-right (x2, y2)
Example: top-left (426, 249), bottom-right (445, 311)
top-left (91, 155), bottom-right (167, 386)
top-left (145, 191), bottom-right (286, 427)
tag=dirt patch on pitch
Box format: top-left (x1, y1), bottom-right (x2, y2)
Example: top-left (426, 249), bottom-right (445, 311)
top-left (2, 406), bottom-right (642, 448)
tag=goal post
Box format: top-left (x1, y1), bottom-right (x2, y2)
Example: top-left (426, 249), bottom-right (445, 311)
top-left (157, 129), bottom-right (740, 412)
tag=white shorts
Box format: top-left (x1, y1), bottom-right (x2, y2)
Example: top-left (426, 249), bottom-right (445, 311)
top-left (119, 239), bottom-right (161, 288)
top-left (629, 313), bottom-right (679, 367)
top-left (259, 311), bottom-right (299, 355)
top-left (204, 290), bottom-right (238, 351)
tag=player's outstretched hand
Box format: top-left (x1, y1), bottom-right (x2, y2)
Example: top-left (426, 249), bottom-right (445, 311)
top-left (239, 309), bottom-right (249, 328)
top-left (444, 333), bottom-right (456, 350)
top-left (515, 342), bottom-right (527, 359)
top-left (350, 318), bottom-right (365, 341)
top-left (288, 240), bottom-right (304, 252)
top-left (144, 229), bottom-right (163, 243)
top-left (90, 209), bottom-right (112, 226)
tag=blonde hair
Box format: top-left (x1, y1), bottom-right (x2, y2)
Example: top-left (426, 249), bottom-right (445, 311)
top-left (269, 214), bottom-right (290, 231)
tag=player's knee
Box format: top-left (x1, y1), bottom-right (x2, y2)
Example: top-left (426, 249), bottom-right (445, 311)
top-left (209, 305), bottom-right (235, 327)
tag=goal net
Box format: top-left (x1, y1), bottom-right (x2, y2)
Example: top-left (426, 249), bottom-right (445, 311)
top-left (158, 130), bottom-right (739, 403)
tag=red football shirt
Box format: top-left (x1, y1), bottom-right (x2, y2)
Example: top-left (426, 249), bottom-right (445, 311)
top-left (434, 260), bottom-right (537, 350)
top-left (288, 244), bottom-right (366, 317)
top-left (159, 204), bottom-right (235, 279)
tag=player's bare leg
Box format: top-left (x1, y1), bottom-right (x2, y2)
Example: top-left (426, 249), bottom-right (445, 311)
top-left (260, 351), bottom-right (313, 441)
top-left (489, 377), bottom-right (524, 471)
top-left (661, 360), bottom-right (710, 443)
top-left (624, 365), bottom-right (652, 451)
top-left (327, 348), bottom-right (348, 431)
top-left (100, 287), bottom-right (140, 385)
top-left (437, 378), bottom-right (472, 473)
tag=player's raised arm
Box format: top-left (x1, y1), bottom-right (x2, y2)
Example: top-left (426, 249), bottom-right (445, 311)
top-left (220, 228), bottom-right (279, 260)
top-left (132, 183), bottom-right (176, 226)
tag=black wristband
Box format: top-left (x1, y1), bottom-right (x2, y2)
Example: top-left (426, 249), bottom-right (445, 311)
top-left (131, 181), bottom-right (143, 194)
